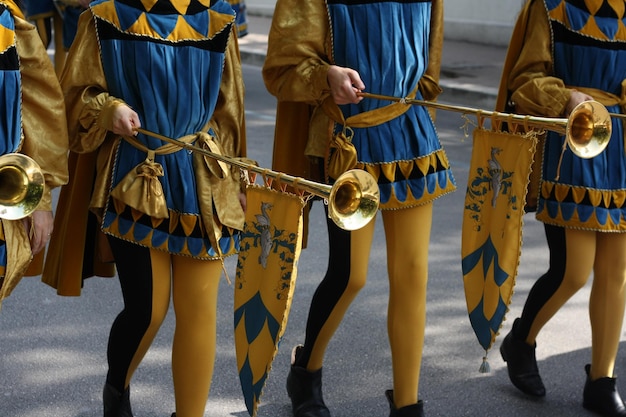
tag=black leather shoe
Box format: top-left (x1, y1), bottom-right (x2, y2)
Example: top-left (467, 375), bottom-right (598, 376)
top-left (583, 364), bottom-right (626, 417)
top-left (385, 390), bottom-right (424, 417)
top-left (286, 345), bottom-right (331, 417)
top-left (103, 383), bottom-right (134, 417)
top-left (499, 319), bottom-right (546, 397)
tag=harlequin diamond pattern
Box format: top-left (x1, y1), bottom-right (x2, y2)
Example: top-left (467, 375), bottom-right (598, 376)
top-left (548, 0), bottom-right (626, 40)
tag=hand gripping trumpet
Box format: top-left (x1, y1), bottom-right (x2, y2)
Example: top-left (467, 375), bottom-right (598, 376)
top-left (358, 92), bottom-right (615, 159)
top-left (135, 128), bottom-right (380, 231)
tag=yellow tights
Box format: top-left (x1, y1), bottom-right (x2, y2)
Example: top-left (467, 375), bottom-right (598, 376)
top-left (301, 203), bottom-right (432, 408)
top-left (525, 228), bottom-right (626, 379)
top-left (109, 239), bottom-right (221, 417)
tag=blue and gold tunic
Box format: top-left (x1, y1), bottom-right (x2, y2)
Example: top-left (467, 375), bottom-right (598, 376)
top-left (537, 0), bottom-right (626, 231)
top-left (327, 0), bottom-right (455, 209)
top-left (263, 0), bottom-right (455, 211)
top-left (61, 0), bottom-right (246, 260)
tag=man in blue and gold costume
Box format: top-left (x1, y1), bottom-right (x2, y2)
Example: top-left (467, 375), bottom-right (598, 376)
top-left (263, 0), bottom-right (455, 416)
top-left (0, 0), bottom-right (68, 308)
top-left (43, 1), bottom-right (247, 416)
top-left (498, 1), bottom-right (626, 416)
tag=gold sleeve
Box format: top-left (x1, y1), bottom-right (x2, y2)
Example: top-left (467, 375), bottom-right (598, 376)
top-left (59, 10), bottom-right (115, 154)
top-left (419, 0), bottom-right (444, 116)
top-left (508, 0), bottom-right (571, 117)
top-left (211, 28), bottom-right (247, 162)
top-left (15, 14), bottom-right (69, 211)
top-left (262, 0), bottom-right (332, 105)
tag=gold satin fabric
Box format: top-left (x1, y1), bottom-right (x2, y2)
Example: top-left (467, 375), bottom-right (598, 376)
top-left (498, 0), bottom-right (572, 118)
top-left (0, 4), bottom-right (69, 305)
top-left (494, 0), bottom-right (568, 211)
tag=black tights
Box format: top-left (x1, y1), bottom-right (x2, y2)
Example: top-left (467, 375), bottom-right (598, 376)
top-left (295, 211), bottom-right (352, 367)
top-left (105, 236), bottom-right (155, 392)
top-left (514, 224), bottom-right (566, 341)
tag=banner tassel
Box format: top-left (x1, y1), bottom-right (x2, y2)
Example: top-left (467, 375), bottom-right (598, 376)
top-left (479, 352), bottom-right (491, 373)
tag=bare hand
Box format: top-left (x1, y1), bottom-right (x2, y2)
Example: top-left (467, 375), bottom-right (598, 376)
top-left (21, 210), bottom-right (53, 255)
top-left (327, 65), bottom-right (365, 105)
top-left (111, 105), bottom-right (141, 136)
top-left (565, 90), bottom-right (594, 116)
top-left (238, 192), bottom-right (247, 213)
top-left (78, 0), bottom-right (92, 8)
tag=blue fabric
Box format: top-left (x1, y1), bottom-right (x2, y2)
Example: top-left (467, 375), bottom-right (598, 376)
top-left (62, 6), bottom-right (83, 49)
top-left (327, 0), bottom-right (455, 205)
top-left (228, 0), bottom-right (248, 37)
top-left (23, 0), bottom-right (55, 16)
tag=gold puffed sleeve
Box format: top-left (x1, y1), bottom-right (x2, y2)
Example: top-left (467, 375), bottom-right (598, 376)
top-left (0, 8), bottom-right (69, 305)
top-left (210, 28), bottom-right (247, 166)
top-left (198, 27), bottom-right (247, 232)
top-left (15, 13), bottom-right (69, 210)
top-left (59, 10), bottom-right (123, 212)
top-left (59, 10), bottom-right (115, 154)
top-left (419, 0), bottom-right (444, 117)
top-left (507, 0), bottom-right (571, 117)
top-left (262, 0), bottom-right (332, 104)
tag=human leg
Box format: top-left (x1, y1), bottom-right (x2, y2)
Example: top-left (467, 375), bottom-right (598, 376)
top-left (299, 214), bottom-right (375, 369)
top-left (500, 224), bottom-right (565, 396)
top-left (287, 210), bottom-right (376, 417)
top-left (524, 228), bottom-right (594, 342)
top-left (582, 233), bottom-right (626, 417)
top-left (381, 203), bottom-right (431, 413)
top-left (170, 256), bottom-right (222, 417)
top-left (104, 237), bottom-right (172, 416)
top-left (501, 225), bottom-right (594, 396)
top-left (589, 232), bottom-right (626, 379)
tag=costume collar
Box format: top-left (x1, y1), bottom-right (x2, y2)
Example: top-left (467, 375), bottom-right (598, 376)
top-left (0, 0), bottom-right (24, 19)
top-left (119, 0), bottom-right (214, 15)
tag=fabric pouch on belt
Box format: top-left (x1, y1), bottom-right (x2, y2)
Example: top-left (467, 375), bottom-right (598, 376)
top-left (110, 134), bottom-right (197, 219)
top-left (322, 86), bottom-right (417, 179)
top-left (110, 148), bottom-right (168, 218)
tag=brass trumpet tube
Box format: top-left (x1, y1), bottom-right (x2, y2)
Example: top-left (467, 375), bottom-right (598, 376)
top-left (358, 92), bottom-right (613, 159)
top-left (0, 153), bottom-right (45, 220)
top-left (136, 127), bottom-right (336, 199)
top-left (135, 128), bottom-right (380, 230)
top-left (359, 92), bottom-right (570, 133)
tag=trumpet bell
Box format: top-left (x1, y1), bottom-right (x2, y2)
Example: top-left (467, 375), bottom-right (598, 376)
top-left (567, 100), bottom-right (612, 159)
top-left (0, 153), bottom-right (44, 220)
top-left (328, 169), bottom-right (380, 230)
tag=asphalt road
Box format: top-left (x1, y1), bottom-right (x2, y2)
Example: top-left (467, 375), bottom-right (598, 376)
top-left (0, 63), bottom-right (617, 417)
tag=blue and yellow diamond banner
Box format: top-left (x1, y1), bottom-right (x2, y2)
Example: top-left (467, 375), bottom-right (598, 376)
top-left (234, 185), bottom-right (305, 416)
top-left (462, 128), bottom-right (537, 353)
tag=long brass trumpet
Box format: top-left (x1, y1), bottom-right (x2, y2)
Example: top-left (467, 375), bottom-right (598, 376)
top-left (358, 92), bottom-right (613, 159)
top-left (135, 128), bottom-right (380, 231)
top-left (0, 153), bottom-right (44, 220)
